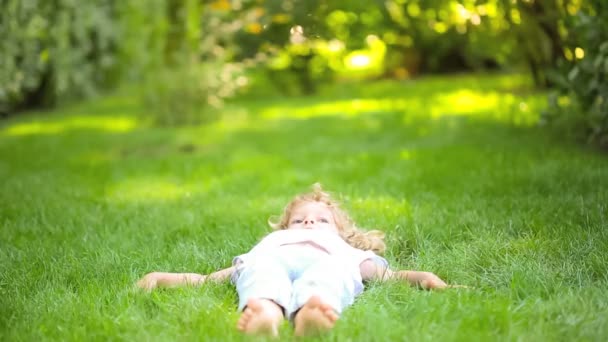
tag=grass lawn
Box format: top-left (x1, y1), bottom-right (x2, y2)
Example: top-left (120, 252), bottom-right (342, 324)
top-left (1, 73), bottom-right (607, 341)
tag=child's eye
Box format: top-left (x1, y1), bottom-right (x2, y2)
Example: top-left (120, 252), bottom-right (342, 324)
top-left (319, 218), bottom-right (329, 223)
top-left (291, 219), bottom-right (302, 224)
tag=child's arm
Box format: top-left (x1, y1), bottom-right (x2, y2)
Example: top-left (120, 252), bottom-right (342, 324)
top-left (359, 259), bottom-right (448, 289)
top-left (137, 266), bottom-right (236, 291)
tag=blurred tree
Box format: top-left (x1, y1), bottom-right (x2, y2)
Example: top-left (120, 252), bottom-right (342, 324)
top-left (500, 0), bottom-right (567, 87)
top-left (143, 0), bottom-right (262, 125)
top-left (0, 0), bottom-right (167, 115)
top-left (238, 0), bottom-right (334, 95)
top-left (1, 0), bottom-right (117, 113)
top-left (545, 0), bottom-right (608, 148)
top-left (378, 0), bottom-right (507, 76)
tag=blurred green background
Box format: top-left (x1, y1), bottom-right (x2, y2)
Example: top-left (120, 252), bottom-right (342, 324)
top-left (0, 0), bottom-right (606, 145)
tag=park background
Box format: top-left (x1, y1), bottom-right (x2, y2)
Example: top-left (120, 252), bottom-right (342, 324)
top-left (1, 0), bottom-right (607, 340)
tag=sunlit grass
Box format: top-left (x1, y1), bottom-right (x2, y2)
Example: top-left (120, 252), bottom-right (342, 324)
top-left (259, 74), bottom-right (543, 126)
top-left (2, 115), bottom-right (138, 136)
top-left (107, 178), bottom-right (194, 202)
top-left (1, 73), bottom-right (607, 341)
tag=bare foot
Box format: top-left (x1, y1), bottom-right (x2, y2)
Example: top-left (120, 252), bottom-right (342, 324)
top-left (294, 296), bottom-right (339, 337)
top-left (237, 298), bottom-right (284, 337)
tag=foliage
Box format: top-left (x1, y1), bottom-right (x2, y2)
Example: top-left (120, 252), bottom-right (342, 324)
top-left (0, 0), bottom-right (167, 115)
top-left (379, 0), bottom-right (506, 75)
top-left (142, 60), bottom-right (247, 126)
top-left (0, 0), bottom-right (115, 113)
top-left (114, 0), bottom-right (168, 82)
top-left (142, 0), bottom-right (254, 125)
top-left (544, 0), bottom-right (608, 148)
top-left (376, 0), bottom-right (589, 84)
top-left (227, 0), bottom-right (587, 89)
top-left (498, 0), bottom-right (568, 87)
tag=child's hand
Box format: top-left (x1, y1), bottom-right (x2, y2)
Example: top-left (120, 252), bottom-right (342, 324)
top-left (418, 272), bottom-right (471, 290)
top-left (137, 272), bottom-right (161, 291)
top-left (418, 272), bottom-right (448, 290)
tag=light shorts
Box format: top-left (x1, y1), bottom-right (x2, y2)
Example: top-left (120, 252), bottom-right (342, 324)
top-left (232, 244), bottom-right (365, 319)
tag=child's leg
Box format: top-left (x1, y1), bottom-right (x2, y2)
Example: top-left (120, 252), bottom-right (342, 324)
top-left (233, 255), bottom-right (291, 336)
top-left (289, 256), bottom-right (358, 318)
top-left (289, 256), bottom-right (359, 335)
top-left (234, 254), bottom-right (292, 313)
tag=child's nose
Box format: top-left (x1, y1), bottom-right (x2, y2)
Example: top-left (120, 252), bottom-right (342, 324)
top-left (304, 219), bottom-right (314, 224)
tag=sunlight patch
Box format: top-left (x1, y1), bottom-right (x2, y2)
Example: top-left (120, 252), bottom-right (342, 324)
top-left (107, 178), bottom-right (192, 202)
top-left (350, 196), bottom-right (412, 220)
top-left (3, 116), bottom-right (137, 137)
top-left (431, 90), bottom-right (500, 117)
top-left (400, 149), bottom-right (413, 160)
top-left (430, 89), bottom-right (539, 124)
top-left (261, 98), bottom-right (410, 119)
top-left (182, 107), bottom-right (254, 145)
top-left (259, 88), bottom-right (539, 126)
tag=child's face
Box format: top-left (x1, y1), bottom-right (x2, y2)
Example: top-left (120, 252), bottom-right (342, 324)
top-left (287, 201), bottom-right (339, 234)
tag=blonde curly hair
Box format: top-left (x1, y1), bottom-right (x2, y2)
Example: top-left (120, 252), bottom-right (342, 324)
top-left (268, 183), bottom-right (386, 255)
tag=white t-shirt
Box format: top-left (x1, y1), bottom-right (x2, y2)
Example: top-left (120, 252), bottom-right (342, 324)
top-left (233, 229), bottom-right (388, 269)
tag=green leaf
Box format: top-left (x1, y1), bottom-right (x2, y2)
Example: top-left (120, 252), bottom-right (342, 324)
top-left (588, 78), bottom-right (599, 95)
top-left (568, 66), bottom-right (579, 82)
top-left (593, 55), bottom-right (604, 69)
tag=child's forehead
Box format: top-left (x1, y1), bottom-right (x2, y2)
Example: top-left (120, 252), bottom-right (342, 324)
top-left (290, 201), bottom-right (332, 215)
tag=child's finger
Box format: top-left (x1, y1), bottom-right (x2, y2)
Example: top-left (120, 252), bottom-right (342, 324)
top-left (136, 277), bottom-right (156, 291)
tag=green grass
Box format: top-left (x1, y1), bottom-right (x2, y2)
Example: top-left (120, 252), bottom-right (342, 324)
top-left (1, 73), bottom-right (607, 341)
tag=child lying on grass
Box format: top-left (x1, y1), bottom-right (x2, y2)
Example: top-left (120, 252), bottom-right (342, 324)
top-left (138, 184), bottom-right (454, 337)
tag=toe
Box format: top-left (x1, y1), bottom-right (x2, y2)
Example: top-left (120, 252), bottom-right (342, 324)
top-left (237, 309), bottom-right (251, 330)
top-left (307, 295), bottom-right (322, 308)
top-left (322, 308), bottom-right (338, 322)
top-left (246, 298), bottom-right (262, 311)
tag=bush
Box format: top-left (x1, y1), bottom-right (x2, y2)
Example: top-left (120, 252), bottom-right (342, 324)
top-left (142, 61), bottom-right (247, 126)
top-left (0, 0), bottom-right (166, 115)
top-left (0, 1), bottom-right (110, 113)
top-left (141, 1), bottom-right (253, 126)
top-left (544, 2), bottom-right (608, 148)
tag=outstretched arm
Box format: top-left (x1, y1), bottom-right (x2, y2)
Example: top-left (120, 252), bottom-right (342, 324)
top-left (359, 259), bottom-right (448, 289)
top-left (137, 266), bottom-right (236, 291)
